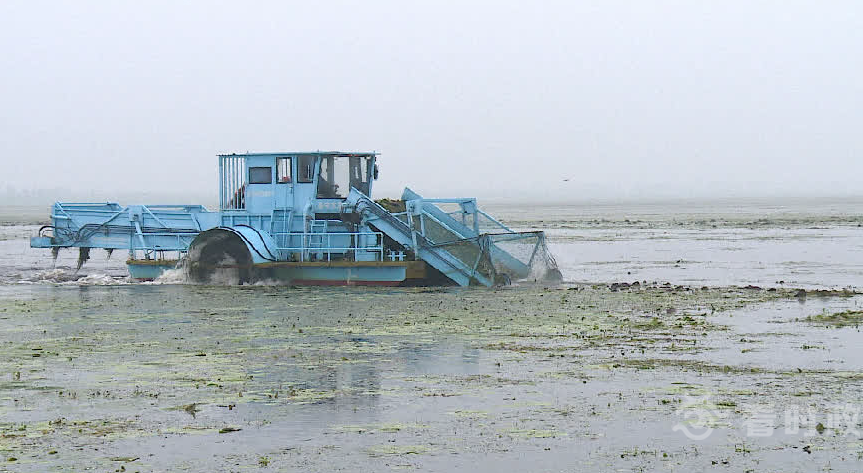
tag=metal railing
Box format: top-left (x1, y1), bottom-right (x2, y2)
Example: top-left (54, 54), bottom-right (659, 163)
top-left (273, 231), bottom-right (384, 262)
top-left (396, 197), bottom-right (515, 236)
top-left (219, 155), bottom-right (247, 210)
top-left (130, 232), bottom-right (199, 260)
top-left (445, 209), bottom-right (514, 233)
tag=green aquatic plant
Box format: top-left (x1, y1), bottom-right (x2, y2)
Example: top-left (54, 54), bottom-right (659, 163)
top-left (366, 444), bottom-right (431, 456)
top-left (803, 310), bottom-right (863, 327)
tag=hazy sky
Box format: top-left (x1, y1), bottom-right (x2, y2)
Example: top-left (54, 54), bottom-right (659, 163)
top-left (1, 1), bottom-right (861, 203)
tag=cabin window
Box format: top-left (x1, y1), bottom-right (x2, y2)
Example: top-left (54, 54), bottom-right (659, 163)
top-left (317, 156), bottom-right (350, 198)
top-left (349, 156), bottom-right (371, 195)
top-left (315, 156), bottom-right (371, 198)
top-left (249, 167), bottom-right (272, 184)
top-left (297, 156), bottom-right (316, 183)
top-left (276, 157), bottom-right (292, 183)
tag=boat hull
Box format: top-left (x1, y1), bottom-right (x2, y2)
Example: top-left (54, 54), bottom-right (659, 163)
top-left (127, 260), bottom-right (180, 281)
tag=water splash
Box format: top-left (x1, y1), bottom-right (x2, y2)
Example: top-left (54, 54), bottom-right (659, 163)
top-left (152, 266), bottom-right (189, 285)
top-left (22, 268), bottom-right (80, 283)
top-left (18, 268), bottom-right (128, 285)
top-left (64, 273), bottom-right (128, 286)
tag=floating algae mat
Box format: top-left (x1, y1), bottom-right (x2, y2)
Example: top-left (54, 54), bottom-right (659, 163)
top-left (1, 282), bottom-right (863, 471)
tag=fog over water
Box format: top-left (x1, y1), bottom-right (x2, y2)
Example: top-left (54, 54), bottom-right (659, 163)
top-left (1, 1), bottom-right (861, 203)
top-left (5, 6), bottom-right (863, 472)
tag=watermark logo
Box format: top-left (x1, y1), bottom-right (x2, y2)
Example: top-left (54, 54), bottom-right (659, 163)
top-left (672, 399), bottom-right (863, 440)
top-left (672, 395), bottom-right (726, 441)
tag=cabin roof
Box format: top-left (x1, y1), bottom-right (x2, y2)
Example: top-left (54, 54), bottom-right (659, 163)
top-left (218, 151), bottom-right (377, 158)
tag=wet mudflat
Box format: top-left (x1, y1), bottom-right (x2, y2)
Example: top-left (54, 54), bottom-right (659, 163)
top-left (2, 283), bottom-right (863, 472)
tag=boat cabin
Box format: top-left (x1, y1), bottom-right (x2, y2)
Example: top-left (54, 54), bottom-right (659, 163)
top-left (219, 152), bottom-right (378, 215)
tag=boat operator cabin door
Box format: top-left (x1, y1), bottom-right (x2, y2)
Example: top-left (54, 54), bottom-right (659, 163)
top-left (244, 155), bottom-right (278, 215)
top-left (292, 154), bottom-right (318, 213)
top-left (275, 156), bottom-right (294, 210)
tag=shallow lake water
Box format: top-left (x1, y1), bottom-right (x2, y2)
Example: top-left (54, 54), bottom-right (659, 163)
top-left (1, 200), bottom-right (863, 472)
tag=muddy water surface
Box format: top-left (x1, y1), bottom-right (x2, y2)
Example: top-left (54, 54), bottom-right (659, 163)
top-left (2, 201), bottom-right (863, 472)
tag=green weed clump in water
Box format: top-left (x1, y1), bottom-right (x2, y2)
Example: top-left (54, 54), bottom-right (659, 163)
top-left (367, 444), bottom-right (431, 456)
top-left (503, 428), bottom-right (566, 438)
top-left (804, 310), bottom-right (863, 327)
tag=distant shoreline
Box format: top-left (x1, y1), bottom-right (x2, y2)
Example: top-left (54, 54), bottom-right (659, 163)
top-left (0, 206), bottom-right (51, 226)
top-left (4, 198), bottom-right (863, 230)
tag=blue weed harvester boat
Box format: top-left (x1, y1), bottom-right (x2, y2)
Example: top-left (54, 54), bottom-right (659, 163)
top-left (31, 152), bottom-right (560, 286)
